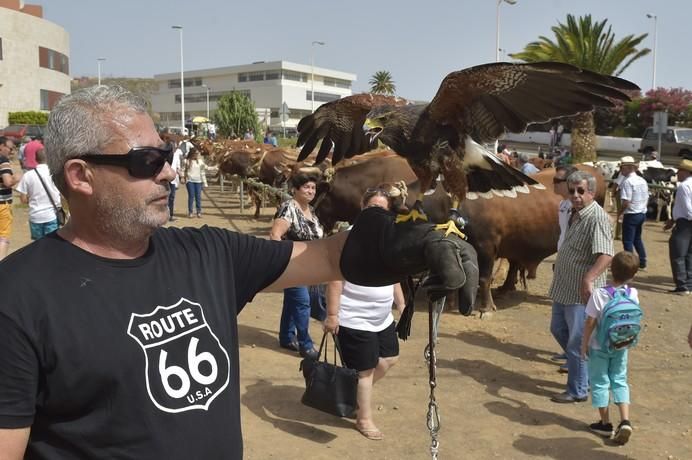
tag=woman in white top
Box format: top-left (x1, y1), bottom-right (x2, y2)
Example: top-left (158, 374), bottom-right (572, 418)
top-left (182, 149), bottom-right (207, 218)
top-left (324, 185), bottom-right (406, 441)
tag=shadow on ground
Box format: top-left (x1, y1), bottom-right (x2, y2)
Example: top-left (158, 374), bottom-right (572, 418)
top-left (242, 380), bottom-right (353, 443)
top-left (437, 357), bottom-right (563, 398)
top-left (441, 330), bottom-right (556, 366)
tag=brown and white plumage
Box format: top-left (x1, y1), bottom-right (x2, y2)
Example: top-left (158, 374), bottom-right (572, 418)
top-left (297, 61), bottom-right (640, 202)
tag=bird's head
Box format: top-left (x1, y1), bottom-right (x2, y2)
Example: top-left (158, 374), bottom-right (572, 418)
top-left (363, 105), bottom-right (403, 144)
top-left (363, 105), bottom-right (420, 152)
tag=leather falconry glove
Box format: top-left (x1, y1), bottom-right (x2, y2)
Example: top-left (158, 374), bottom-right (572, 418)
top-left (340, 206), bottom-right (479, 314)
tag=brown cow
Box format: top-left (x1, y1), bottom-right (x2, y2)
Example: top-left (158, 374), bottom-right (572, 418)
top-left (465, 165), bottom-right (606, 312)
top-left (313, 156), bottom-right (418, 232)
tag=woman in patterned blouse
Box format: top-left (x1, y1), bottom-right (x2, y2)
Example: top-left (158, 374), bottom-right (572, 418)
top-left (269, 173), bottom-right (324, 359)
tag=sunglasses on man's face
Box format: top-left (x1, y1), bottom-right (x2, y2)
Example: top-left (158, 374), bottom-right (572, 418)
top-left (79, 146), bottom-right (174, 179)
top-left (553, 177), bottom-right (566, 184)
top-left (568, 186), bottom-right (587, 195)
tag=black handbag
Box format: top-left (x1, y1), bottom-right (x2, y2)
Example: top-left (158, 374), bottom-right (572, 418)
top-left (33, 169), bottom-right (67, 227)
top-left (299, 332), bottom-right (358, 418)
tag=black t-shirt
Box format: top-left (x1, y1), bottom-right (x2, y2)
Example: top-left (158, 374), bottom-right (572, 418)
top-left (0, 226), bottom-right (292, 459)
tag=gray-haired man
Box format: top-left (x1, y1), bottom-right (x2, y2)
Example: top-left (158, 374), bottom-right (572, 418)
top-left (549, 171), bottom-right (614, 403)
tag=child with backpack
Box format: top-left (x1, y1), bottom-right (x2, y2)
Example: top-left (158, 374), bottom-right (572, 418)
top-left (581, 251), bottom-right (642, 445)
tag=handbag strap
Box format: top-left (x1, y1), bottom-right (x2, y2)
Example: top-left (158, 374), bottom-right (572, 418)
top-left (316, 332), bottom-right (347, 367)
top-left (33, 169), bottom-right (60, 213)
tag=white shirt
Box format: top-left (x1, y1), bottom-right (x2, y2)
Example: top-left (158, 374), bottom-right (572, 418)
top-left (672, 176), bottom-right (692, 221)
top-left (338, 282), bottom-right (394, 332)
top-left (184, 159), bottom-right (207, 184)
top-left (557, 199), bottom-right (572, 250)
top-left (585, 285), bottom-right (639, 351)
top-left (15, 164), bottom-right (62, 223)
top-left (619, 172), bottom-right (649, 214)
top-left (171, 149), bottom-right (183, 187)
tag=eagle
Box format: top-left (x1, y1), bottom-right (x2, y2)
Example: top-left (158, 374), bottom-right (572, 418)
top-left (296, 61), bottom-right (639, 236)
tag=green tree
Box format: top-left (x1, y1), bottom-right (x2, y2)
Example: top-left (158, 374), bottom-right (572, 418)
top-left (369, 71), bottom-right (396, 95)
top-left (510, 14), bottom-right (649, 161)
top-left (212, 91), bottom-right (261, 139)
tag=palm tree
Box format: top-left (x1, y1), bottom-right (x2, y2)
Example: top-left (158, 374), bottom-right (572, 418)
top-left (369, 71), bottom-right (396, 95)
top-left (510, 14), bottom-right (649, 162)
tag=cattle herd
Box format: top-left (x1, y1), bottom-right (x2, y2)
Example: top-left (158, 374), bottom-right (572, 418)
top-left (163, 133), bottom-right (679, 313)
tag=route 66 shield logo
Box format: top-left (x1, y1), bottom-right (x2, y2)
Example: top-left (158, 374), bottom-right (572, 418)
top-left (127, 298), bottom-right (230, 413)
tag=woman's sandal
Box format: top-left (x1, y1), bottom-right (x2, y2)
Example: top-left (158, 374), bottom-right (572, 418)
top-left (356, 426), bottom-right (384, 441)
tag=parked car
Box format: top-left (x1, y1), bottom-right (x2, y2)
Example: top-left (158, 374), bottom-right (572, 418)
top-left (0, 124), bottom-right (44, 142)
top-left (640, 126), bottom-right (692, 159)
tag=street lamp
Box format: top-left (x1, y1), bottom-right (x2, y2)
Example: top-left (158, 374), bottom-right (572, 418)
top-left (496, 0), bottom-right (517, 62)
top-left (311, 40), bottom-right (325, 113)
top-left (202, 84), bottom-right (210, 120)
top-left (172, 25), bottom-right (185, 135)
top-left (646, 13), bottom-right (658, 91)
top-left (96, 57), bottom-right (106, 85)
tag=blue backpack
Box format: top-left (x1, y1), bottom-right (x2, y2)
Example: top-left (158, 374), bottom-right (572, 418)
top-left (596, 286), bottom-right (643, 354)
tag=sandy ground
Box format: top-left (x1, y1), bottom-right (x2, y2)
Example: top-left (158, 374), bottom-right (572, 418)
top-left (6, 179), bottom-right (691, 460)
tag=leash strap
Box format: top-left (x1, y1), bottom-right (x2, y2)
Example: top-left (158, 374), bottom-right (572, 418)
top-left (425, 294), bottom-right (445, 459)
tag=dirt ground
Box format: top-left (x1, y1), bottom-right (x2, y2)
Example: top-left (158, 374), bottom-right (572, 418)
top-left (6, 180), bottom-right (691, 460)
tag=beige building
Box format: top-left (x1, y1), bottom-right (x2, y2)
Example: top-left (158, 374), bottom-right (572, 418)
top-left (0, 1), bottom-right (70, 127)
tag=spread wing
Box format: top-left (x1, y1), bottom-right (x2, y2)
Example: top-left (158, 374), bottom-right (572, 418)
top-left (296, 93), bottom-right (409, 164)
top-left (426, 61), bottom-right (640, 143)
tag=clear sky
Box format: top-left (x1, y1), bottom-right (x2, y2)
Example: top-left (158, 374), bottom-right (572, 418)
top-left (44, 0), bottom-right (690, 101)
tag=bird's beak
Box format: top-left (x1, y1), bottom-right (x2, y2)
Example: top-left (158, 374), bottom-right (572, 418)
top-left (363, 118), bottom-right (383, 141)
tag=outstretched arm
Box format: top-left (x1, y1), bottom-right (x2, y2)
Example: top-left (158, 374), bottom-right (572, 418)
top-left (265, 232), bottom-right (348, 291)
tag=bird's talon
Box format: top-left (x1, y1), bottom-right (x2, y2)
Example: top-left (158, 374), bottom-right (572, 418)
top-left (435, 220), bottom-right (467, 239)
top-left (395, 208), bottom-right (428, 223)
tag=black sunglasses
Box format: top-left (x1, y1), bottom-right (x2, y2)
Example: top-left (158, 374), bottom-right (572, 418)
top-left (568, 186), bottom-right (587, 195)
top-left (79, 146), bottom-right (174, 179)
top-left (553, 177), bottom-right (566, 184)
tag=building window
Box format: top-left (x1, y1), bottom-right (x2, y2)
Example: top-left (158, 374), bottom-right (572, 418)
top-left (167, 78), bottom-right (203, 89)
top-left (282, 70), bottom-right (307, 82)
top-left (306, 91), bottom-right (341, 103)
top-left (238, 73), bottom-right (248, 82)
top-left (265, 70), bottom-right (280, 80)
top-left (324, 77), bottom-right (351, 89)
top-left (174, 90), bottom-right (250, 104)
top-left (40, 89), bottom-right (65, 110)
top-left (248, 71), bottom-right (264, 82)
top-left (38, 47), bottom-right (69, 74)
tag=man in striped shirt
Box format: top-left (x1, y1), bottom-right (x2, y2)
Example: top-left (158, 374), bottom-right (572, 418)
top-left (618, 156), bottom-right (649, 270)
top-left (0, 136), bottom-right (18, 261)
top-left (549, 171), bottom-right (614, 403)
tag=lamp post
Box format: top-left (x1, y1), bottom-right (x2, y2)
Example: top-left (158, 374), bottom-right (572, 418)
top-left (202, 84), bottom-right (210, 120)
top-left (311, 40), bottom-right (325, 113)
top-left (97, 57), bottom-right (106, 85)
top-left (496, 0), bottom-right (517, 62)
top-left (172, 25), bottom-right (185, 135)
top-left (646, 13), bottom-right (658, 91)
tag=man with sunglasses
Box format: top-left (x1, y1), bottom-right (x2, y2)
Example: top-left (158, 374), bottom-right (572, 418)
top-left (549, 171), bottom-right (614, 404)
top-left (0, 86), bottom-right (470, 459)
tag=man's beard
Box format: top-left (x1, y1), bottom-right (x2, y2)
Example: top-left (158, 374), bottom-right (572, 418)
top-left (93, 186), bottom-right (169, 241)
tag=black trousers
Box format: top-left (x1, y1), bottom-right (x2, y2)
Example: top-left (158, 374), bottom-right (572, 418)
top-left (670, 219), bottom-right (692, 290)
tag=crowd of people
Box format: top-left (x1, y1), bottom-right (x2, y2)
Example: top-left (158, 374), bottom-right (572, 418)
top-left (0, 85), bottom-right (691, 457)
